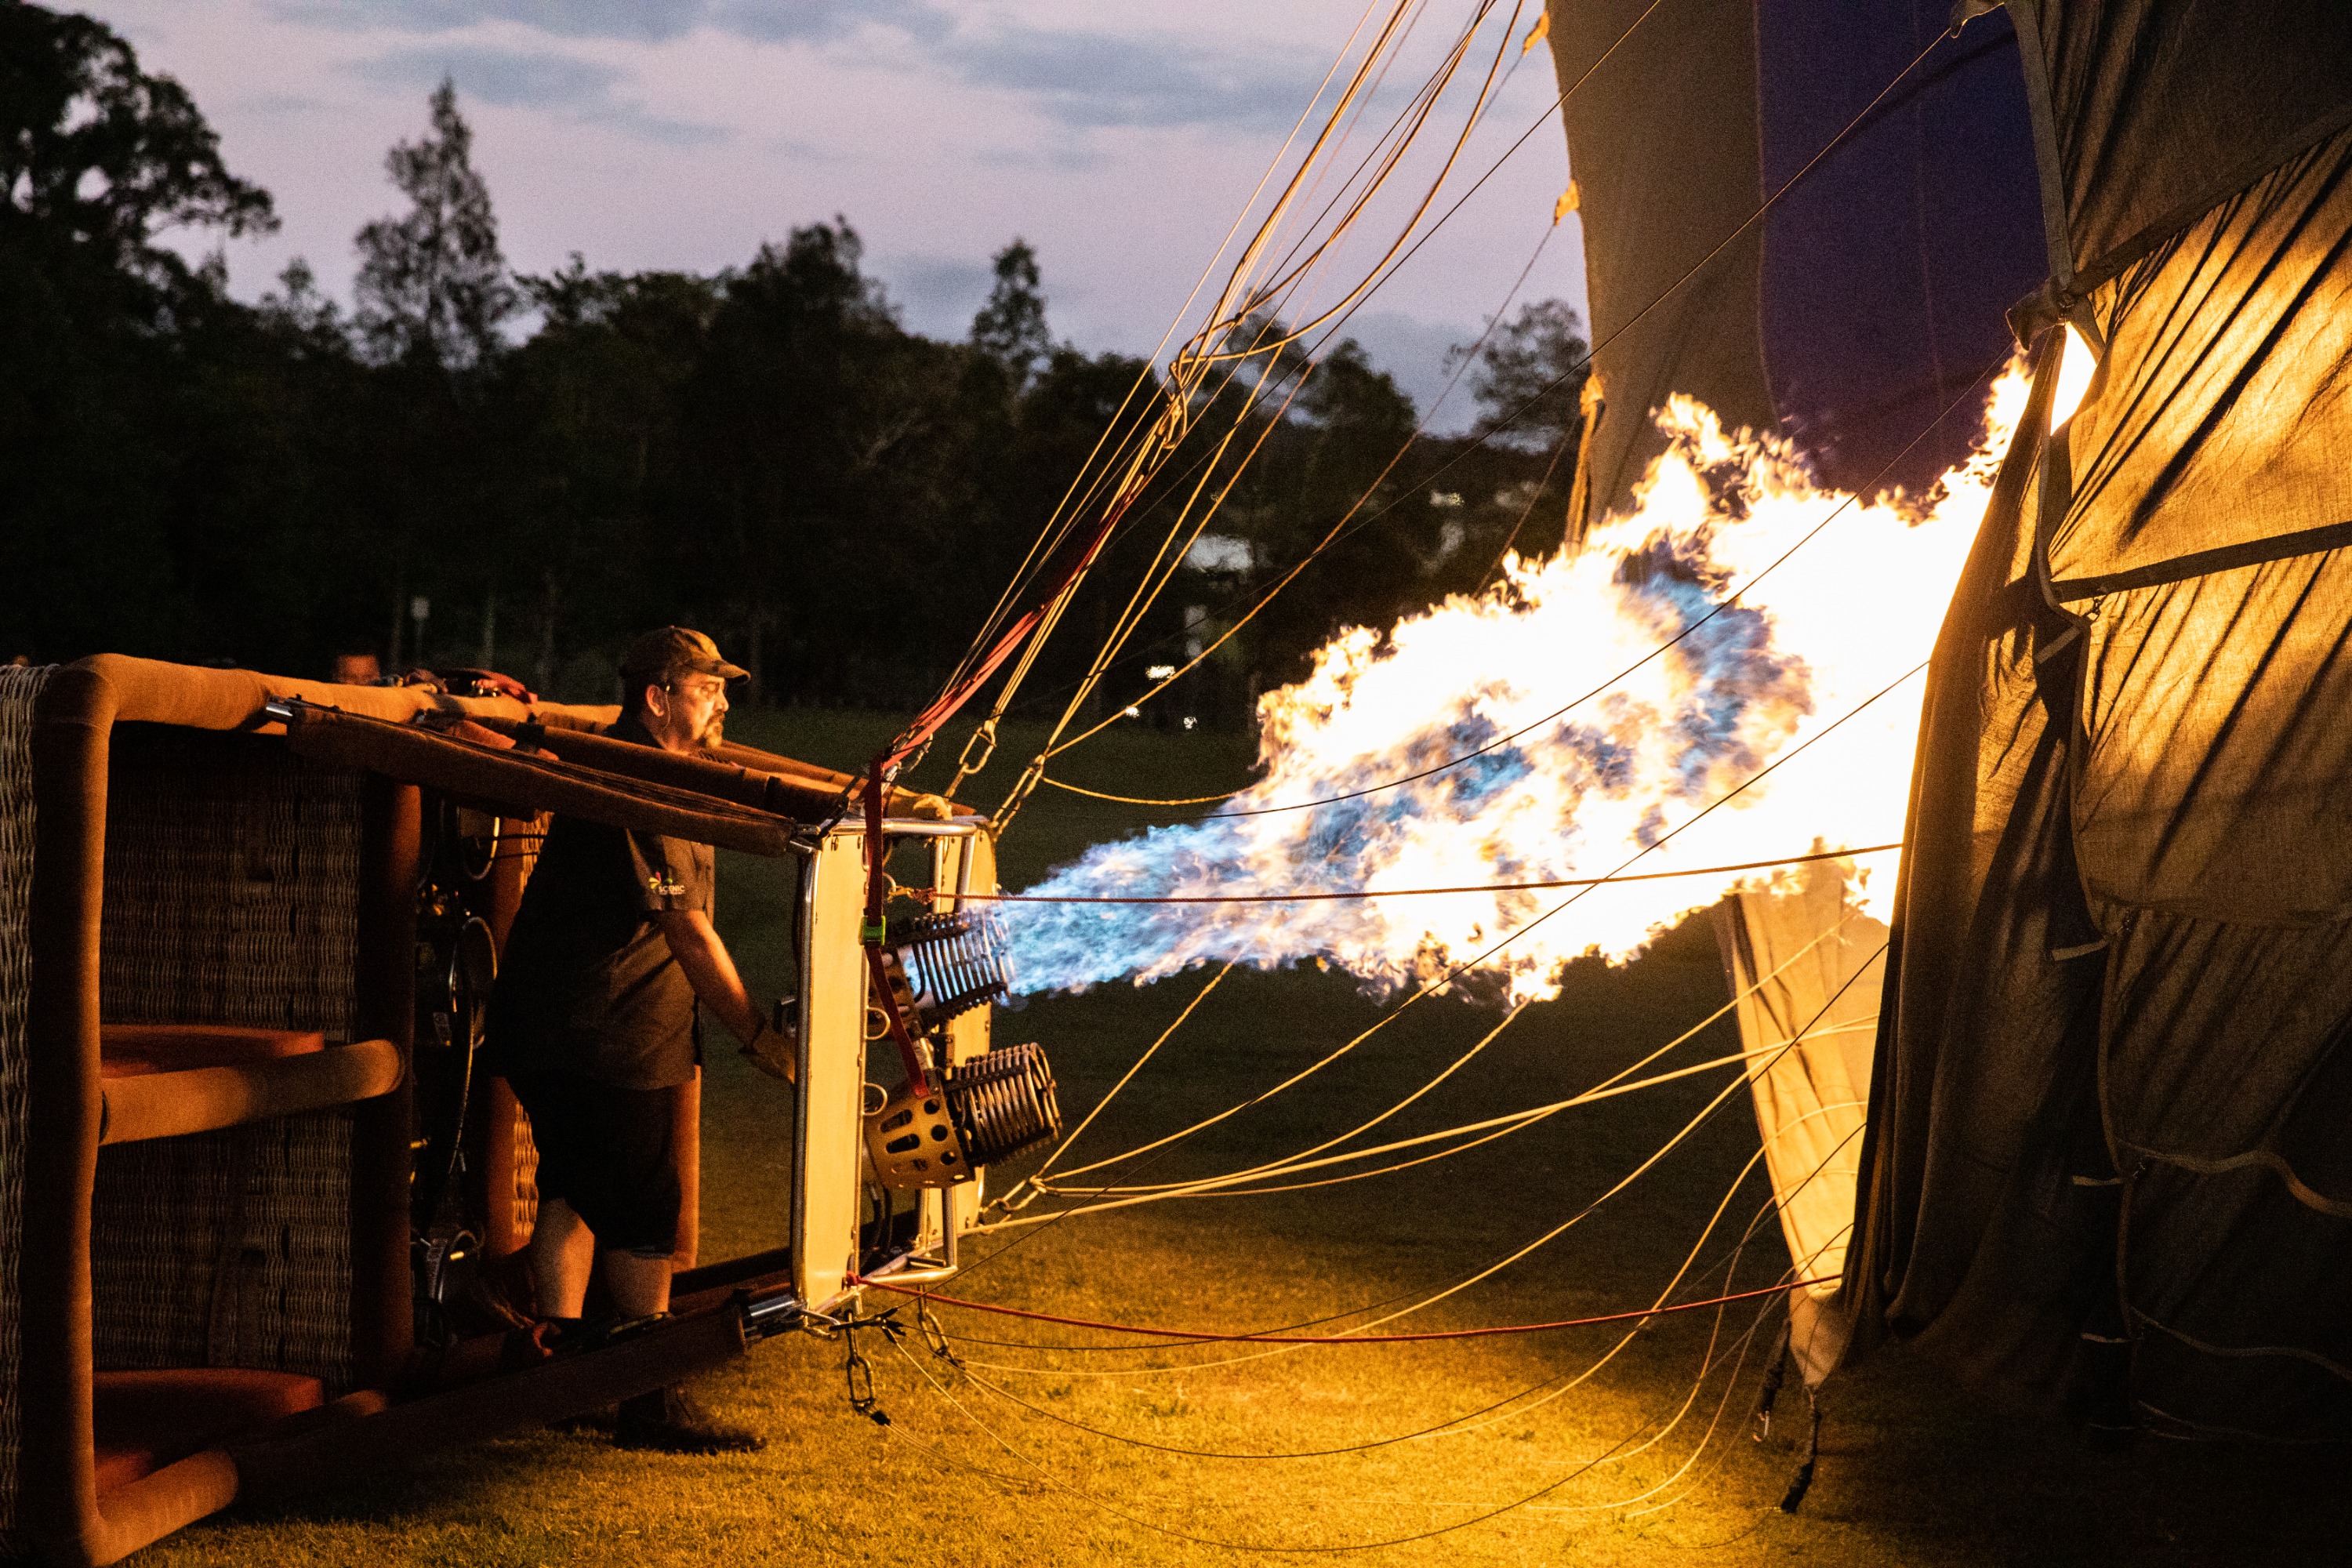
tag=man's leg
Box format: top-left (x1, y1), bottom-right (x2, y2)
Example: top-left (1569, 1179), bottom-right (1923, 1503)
top-left (529, 1197), bottom-right (598, 1318)
top-left (602, 1249), bottom-right (672, 1318)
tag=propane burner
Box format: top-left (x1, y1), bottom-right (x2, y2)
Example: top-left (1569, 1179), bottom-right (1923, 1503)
top-left (880, 909), bottom-right (1014, 1032)
top-left (863, 1041), bottom-right (1061, 1191)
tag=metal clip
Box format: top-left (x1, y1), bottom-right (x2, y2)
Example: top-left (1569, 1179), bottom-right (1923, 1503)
top-left (916, 1298), bottom-right (957, 1365)
top-left (845, 1342), bottom-right (882, 1421)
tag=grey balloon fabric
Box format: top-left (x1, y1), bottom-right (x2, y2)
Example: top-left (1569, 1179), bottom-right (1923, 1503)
top-left (1540, 0), bottom-right (2044, 520)
top-left (1849, 7), bottom-right (2352, 1436)
top-left (1544, 0), bottom-right (1774, 529)
top-left (1544, 0), bottom-right (2352, 1435)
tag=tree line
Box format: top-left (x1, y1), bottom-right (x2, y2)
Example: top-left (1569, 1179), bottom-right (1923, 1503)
top-left (2, 5), bottom-right (1588, 726)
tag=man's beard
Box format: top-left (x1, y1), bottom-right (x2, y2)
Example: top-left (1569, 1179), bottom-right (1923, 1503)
top-left (696, 714), bottom-right (725, 749)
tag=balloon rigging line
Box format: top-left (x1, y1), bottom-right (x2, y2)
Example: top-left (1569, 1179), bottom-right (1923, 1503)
top-left (982, 935), bottom-right (1887, 1406)
top-left (998, 339), bottom-right (1983, 796)
top-left (962, 196), bottom-right (1561, 765)
top-left (1010, 998), bottom-right (1870, 1210)
top-left (965, 1122), bottom-right (1794, 1363)
top-left (860, 1275), bottom-right (1827, 1347)
top-left (1032, 902), bottom-right (1864, 1198)
top-left (1007, 0), bottom-right (1640, 666)
top-left (1038, 999), bottom-right (1534, 1196)
top-left (956, 1131), bottom-right (1849, 1491)
top-left (948, 88), bottom-right (1567, 750)
top-left (975, 0), bottom-right (1669, 811)
top-left (926, 840), bottom-right (1901, 903)
top-left (1025, 960), bottom-right (1238, 1185)
top-left (989, 70), bottom-right (1528, 815)
top-left (938, 1265), bottom-right (1775, 1465)
top-left (960, 1108), bottom-right (1860, 1432)
top-left (977, 1089), bottom-right (1811, 1384)
top-left (939, 0), bottom-right (1456, 783)
top-left (1060, 1020), bottom-right (1873, 1205)
top-left (995, 178), bottom-right (1559, 826)
top-left (880, 1214), bottom-right (1797, 1550)
top-left (1014, 29), bottom-right (1973, 818)
top-left (1395, 1125), bottom-right (1865, 1453)
top-left (964, 942), bottom-right (1882, 1423)
top-left (942, 0), bottom-right (1398, 683)
top-left (882, 1315), bottom-right (1701, 1555)
top-left (1185, 1), bottom-right (1530, 368)
top-left (993, 662), bottom-right (1917, 1207)
top-left (1052, 352), bottom-right (1998, 817)
top-left (964, 494), bottom-right (1911, 1265)
top-left (935, 1098), bottom-right (1859, 1525)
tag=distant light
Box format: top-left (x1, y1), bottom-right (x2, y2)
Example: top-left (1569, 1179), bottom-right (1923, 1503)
top-left (1123, 706), bottom-right (1141, 718)
top-left (1147, 665), bottom-right (1177, 681)
top-left (2049, 324), bottom-right (2098, 431)
top-left (1430, 491), bottom-right (1465, 510)
top-left (1182, 717), bottom-right (1197, 730)
top-left (1183, 535), bottom-right (1255, 573)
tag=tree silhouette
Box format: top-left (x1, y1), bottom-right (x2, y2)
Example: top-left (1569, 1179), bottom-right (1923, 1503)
top-left (0, 5), bottom-right (275, 295)
top-left (970, 238), bottom-right (1051, 389)
top-left (1450, 298), bottom-right (1589, 449)
top-left (354, 78), bottom-right (515, 371)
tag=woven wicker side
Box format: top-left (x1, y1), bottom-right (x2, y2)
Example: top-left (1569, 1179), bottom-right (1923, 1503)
top-left (99, 725), bottom-right (361, 1040)
top-left (514, 1107), bottom-right (539, 1243)
top-left (92, 727), bottom-right (364, 1388)
top-left (481, 812), bottom-right (545, 1259)
top-left (89, 1112), bottom-right (353, 1384)
top-left (0, 665), bottom-right (52, 1544)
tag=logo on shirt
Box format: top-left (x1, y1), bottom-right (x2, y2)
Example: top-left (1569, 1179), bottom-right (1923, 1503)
top-left (648, 873), bottom-right (688, 898)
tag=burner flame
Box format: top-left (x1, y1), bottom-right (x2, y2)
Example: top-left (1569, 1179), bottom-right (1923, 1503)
top-left (1004, 368), bottom-right (2028, 1003)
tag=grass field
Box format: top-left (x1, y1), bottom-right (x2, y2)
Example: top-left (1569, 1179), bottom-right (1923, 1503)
top-left (144, 710), bottom-right (2347, 1566)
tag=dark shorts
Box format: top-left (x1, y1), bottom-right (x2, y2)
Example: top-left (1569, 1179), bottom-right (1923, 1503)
top-left (506, 1071), bottom-right (683, 1257)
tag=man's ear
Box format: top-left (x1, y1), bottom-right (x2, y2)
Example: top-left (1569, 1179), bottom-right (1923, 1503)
top-left (641, 681), bottom-right (667, 720)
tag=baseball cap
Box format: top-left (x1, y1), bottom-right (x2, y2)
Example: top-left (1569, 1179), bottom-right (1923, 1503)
top-left (619, 626), bottom-right (749, 684)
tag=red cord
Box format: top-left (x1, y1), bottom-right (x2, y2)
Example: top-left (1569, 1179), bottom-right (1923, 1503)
top-left (851, 1275), bottom-right (1835, 1344)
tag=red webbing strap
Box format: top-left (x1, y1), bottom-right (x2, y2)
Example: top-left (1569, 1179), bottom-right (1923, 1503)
top-left (862, 768), bottom-right (932, 1094)
top-left (880, 494), bottom-right (1131, 778)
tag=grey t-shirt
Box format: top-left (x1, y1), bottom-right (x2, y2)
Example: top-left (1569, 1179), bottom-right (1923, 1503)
top-left (488, 717), bottom-right (713, 1091)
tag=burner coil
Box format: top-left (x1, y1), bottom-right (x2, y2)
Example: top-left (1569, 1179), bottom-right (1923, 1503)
top-left (948, 1042), bottom-right (1060, 1167)
top-left (862, 1042), bottom-right (1061, 1191)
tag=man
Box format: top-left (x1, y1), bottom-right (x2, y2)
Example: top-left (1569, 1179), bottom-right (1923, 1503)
top-left (487, 626), bottom-right (792, 1453)
top-left (329, 648), bottom-right (383, 684)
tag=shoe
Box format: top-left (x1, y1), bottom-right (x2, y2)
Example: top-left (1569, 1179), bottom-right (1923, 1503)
top-left (613, 1384), bottom-right (764, 1454)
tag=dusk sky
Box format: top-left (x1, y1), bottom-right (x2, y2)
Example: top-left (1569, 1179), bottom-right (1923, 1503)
top-left (79, 0), bottom-right (1589, 425)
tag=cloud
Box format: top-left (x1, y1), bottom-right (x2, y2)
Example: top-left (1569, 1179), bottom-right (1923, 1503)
top-left (938, 23), bottom-right (1321, 133)
top-left (348, 44), bottom-right (727, 146)
top-left (272, 0), bottom-right (712, 43)
top-left (271, 0), bottom-right (946, 45)
top-left (277, 0), bottom-right (1322, 137)
top-left (710, 0), bottom-right (953, 46)
top-left (1341, 310), bottom-right (1490, 432)
top-left (878, 252), bottom-right (996, 339)
top-left (238, 91), bottom-right (331, 114)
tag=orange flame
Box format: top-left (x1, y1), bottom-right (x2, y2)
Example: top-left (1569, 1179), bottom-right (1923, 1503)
top-left (1005, 366), bottom-right (2030, 1002)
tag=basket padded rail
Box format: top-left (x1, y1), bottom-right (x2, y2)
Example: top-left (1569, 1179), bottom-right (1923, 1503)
top-left (98, 1040), bottom-right (401, 1145)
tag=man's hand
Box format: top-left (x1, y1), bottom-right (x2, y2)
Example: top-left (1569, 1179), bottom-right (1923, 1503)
top-left (890, 790), bottom-right (958, 822)
top-left (652, 909), bottom-right (792, 1081)
top-left (739, 1019), bottom-right (797, 1083)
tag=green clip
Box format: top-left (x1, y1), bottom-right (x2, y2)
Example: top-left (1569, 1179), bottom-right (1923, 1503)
top-left (860, 920), bottom-right (887, 946)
